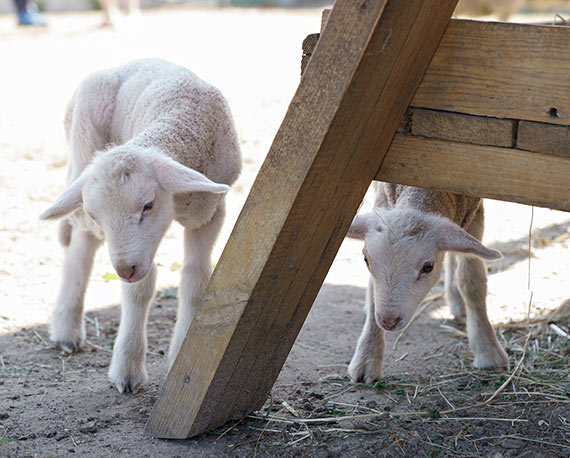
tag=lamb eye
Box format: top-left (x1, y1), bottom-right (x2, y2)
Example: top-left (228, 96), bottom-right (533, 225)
top-left (421, 262), bottom-right (434, 274)
top-left (143, 202), bottom-right (154, 213)
top-left (364, 255), bottom-right (370, 268)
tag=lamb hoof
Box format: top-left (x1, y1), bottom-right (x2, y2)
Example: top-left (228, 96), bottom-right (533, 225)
top-left (108, 365), bottom-right (147, 394)
top-left (348, 358), bottom-right (382, 385)
top-left (473, 347), bottom-right (509, 370)
top-left (113, 378), bottom-right (142, 394)
top-left (54, 339), bottom-right (83, 354)
top-left (50, 321), bottom-right (85, 354)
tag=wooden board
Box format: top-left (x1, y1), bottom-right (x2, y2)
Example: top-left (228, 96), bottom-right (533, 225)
top-left (517, 121), bottom-right (570, 158)
top-left (303, 19), bottom-right (570, 127)
top-left (409, 108), bottom-right (515, 148)
top-left (301, 33), bottom-right (319, 75)
top-left (146, 0), bottom-right (459, 439)
top-left (377, 135), bottom-right (570, 211)
top-left (413, 20), bottom-right (570, 126)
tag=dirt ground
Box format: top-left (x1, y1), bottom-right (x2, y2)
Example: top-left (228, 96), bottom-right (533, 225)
top-left (0, 4), bottom-right (569, 458)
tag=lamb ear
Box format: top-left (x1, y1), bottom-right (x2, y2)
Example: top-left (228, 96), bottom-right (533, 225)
top-left (39, 174), bottom-right (86, 220)
top-left (437, 221), bottom-right (502, 260)
top-left (347, 213), bottom-right (381, 240)
top-left (152, 156), bottom-right (230, 194)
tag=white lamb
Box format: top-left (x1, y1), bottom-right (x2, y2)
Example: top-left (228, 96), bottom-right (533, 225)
top-left (40, 59), bottom-right (242, 393)
top-left (346, 183), bottom-right (508, 383)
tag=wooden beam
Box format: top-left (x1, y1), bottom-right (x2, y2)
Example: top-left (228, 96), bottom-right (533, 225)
top-left (517, 121), bottom-right (570, 158)
top-left (303, 20), bottom-right (570, 126)
top-left (300, 33), bottom-right (319, 75)
top-left (409, 108), bottom-right (515, 148)
top-left (146, 0), bottom-right (459, 439)
top-left (377, 135), bottom-right (570, 212)
top-left (413, 20), bottom-right (570, 126)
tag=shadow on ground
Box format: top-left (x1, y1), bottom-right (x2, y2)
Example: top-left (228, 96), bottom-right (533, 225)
top-left (1, 276), bottom-right (568, 457)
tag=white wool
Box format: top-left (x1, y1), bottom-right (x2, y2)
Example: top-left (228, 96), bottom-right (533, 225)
top-left (40, 59), bottom-right (241, 393)
top-left (346, 182), bottom-right (508, 384)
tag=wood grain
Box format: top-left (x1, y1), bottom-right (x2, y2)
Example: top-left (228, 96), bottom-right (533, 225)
top-left (301, 33), bottom-right (319, 75)
top-left (377, 135), bottom-right (570, 211)
top-left (413, 20), bottom-right (570, 126)
top-left (321, 8), bottom-right (331, 31)
top-left (517, 121), bottom-right (570, 157)
top-left (303, 20), bottom-right (570, 126)
top-left (410, 108), bottom-right (515, 147)
top-left (146, 0), bottom-right (459, 439)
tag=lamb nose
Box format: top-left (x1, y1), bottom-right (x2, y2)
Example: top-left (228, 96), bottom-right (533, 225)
top-left (116, 265), bottom-right (136, 282)
top-left (381, 317), bottom-right (402, 330)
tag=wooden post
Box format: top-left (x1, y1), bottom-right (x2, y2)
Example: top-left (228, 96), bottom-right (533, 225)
top-left (146, 0), bottom-right (459, 439)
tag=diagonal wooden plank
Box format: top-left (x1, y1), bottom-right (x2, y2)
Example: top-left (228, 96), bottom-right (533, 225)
top-left (146, 0), bottom-right (459, 439)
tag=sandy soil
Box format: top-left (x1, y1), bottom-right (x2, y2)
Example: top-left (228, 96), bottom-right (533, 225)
top-left (0, 5), bottom-right (569, 457)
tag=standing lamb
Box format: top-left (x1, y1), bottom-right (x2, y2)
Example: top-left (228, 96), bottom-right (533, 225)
top-left (40, 59), bottom-right (242, 393)
top-left (346, 183), bottom-right (508, 383)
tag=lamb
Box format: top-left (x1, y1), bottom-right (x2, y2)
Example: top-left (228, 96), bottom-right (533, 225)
top-left (40, 59), bottom-right (242, 393)
top-left (346, 183), bottom-right (509, 383)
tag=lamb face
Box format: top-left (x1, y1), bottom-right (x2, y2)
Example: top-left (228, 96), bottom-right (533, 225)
top-left (350, 209), bottom-right (444, 331)
top-left (348, 208), bottom-right (501, 332)
top-left (40, 147), bottom-right (230, 284)
top-left (81, 160), bottom-right (172, 283)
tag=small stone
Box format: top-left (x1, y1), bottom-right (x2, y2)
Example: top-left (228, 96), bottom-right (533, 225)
top-left (0, 412), bottom-right (9, 420)
top-left (79, 421), bottom-right (98, 434)
top-left (500, 439), bottom-right (524, 449)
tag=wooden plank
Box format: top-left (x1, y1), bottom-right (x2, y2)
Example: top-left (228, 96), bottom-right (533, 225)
top-left (303, 21), bottom-right (570, 126)
top-left (413, 20), bottom-right (570, 126)
top-left (146, 0), bottom-right (459, 439)
top-left (301, 33), bottom-right (319, 75)
top-left (377, 135), bottom-right (570, 212)
top-left (320, 8), bottom-right (331, 31)
top-left (410, 108), bottom-right (515, 147)
top-left (517, 121), bottom-right (570, 157)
